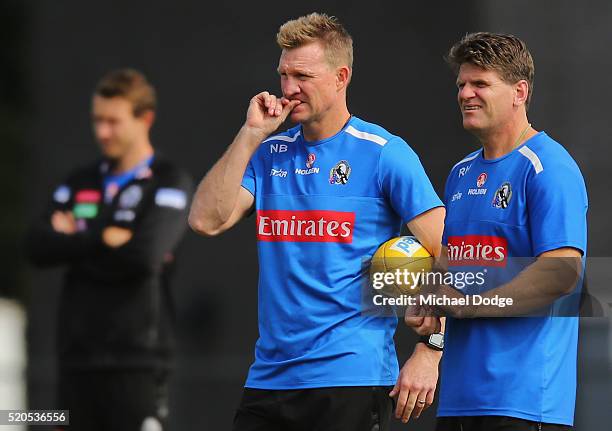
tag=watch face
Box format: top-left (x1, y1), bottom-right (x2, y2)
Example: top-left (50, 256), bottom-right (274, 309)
top-left (430, 333), bottom-right (444, 349)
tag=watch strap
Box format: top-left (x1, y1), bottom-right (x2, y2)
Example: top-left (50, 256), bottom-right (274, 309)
top-left (419, 333), bottom-right (444, 351)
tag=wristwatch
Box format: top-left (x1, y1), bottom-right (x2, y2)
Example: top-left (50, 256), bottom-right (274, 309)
top-left (419, 333), bottom-right (444, 351)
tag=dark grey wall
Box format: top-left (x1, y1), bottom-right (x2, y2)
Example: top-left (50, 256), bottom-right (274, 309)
top-left (23, 1), bottom-right (611, 430)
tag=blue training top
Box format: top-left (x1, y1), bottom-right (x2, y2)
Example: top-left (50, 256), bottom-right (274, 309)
top-left (241, 116), bottom-right (443, 389)
top-left (439, 132), bottom-right (588, 425)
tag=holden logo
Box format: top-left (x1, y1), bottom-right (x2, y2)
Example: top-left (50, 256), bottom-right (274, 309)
top-left (477, 173), bottom-right (487, 187)
top-left (306, 153), bottom-right (316, 168)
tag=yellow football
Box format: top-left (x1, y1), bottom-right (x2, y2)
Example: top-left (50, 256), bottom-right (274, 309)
top-left (370, 236), bottom-right (433, 296)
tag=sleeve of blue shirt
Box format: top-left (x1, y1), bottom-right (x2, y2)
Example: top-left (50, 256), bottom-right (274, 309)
top-left (527, 157), bottom-right (588, 256)
top-left (241, 159), bottom-right (256, 197)
top-left (378, 138), bottom-right (443, 224)
top-left (441, 170), bottom-right (455, 245)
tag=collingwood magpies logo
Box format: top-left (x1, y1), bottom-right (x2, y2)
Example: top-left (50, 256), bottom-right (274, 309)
top-left (492, 182), bottom-right (512, 209)
top-left (329, 160), bottom-right (351, 185)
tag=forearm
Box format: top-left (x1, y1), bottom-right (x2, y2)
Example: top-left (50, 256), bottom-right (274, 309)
top-left (406, 207), bottom-right (445, 258)
top-left (408, 315), bottom-right (445, 361)
top-left (105, 213), bottom-right (188, 278)
top-left (469, 256), bottom-right (581, 317)
top-left (189, 126), bottom-right (263, 235)
top-left (426, 256), bottom-right (582, 318)
top-left (412, 340), bottom-right (442, 361)
top-left (25, 224), bottom-right (101, 266)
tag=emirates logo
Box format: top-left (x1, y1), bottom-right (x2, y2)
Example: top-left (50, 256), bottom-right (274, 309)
top-left (256, 210), bottom-right (355, 242)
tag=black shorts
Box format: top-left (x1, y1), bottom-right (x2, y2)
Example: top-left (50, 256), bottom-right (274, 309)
top-left (232, 386), bottom-right (394, 431)
top-left (57, 368), bottom-right (169, 431)
top-left (436, 416), bottom-right (572, 431)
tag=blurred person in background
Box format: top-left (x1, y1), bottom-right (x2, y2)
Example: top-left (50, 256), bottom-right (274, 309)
top-left (26, 69), bottom-right (193, 431)
top-left (189, 12), bottom-right (445, 431)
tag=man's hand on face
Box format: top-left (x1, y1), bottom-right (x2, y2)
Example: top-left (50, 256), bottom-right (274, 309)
top-left (244, 91), bottom-right (301, 139)
top-left (102, 226), bottom-right (133, 248)
top-left (51, 211), bottom-right (77, 234)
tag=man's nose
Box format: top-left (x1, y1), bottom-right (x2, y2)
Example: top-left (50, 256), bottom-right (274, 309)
top-left (281, 77), bottom-right (301, 98)
top-left (96, 123), bottom-right (112, 139)
top-left (459, 84), bottom-right (476, 101)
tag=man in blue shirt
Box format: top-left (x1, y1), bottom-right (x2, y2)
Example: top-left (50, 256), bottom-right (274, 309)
top-left (407, 32), bottom-right (587, 431)
top-left (189, 12), bottom-right (445, 431)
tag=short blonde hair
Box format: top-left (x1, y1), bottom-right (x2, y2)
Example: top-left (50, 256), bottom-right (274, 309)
top-left (276, 12), bottom-right (353, 69)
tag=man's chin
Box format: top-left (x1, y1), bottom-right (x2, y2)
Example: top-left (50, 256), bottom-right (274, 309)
top-left (99, 147), bottom-right (121, 160)
top-left (289, 111), bottom-right (308, 123)
top-left (462, 119), bottom-right (483, 132)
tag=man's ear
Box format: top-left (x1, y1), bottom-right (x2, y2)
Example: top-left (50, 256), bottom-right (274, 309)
top-left (139, 110), bottom-right (155, 128)
top-left (514, 80), bottom-right (529, 107)
top-left (336, 66), bottom-right (351, 91)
